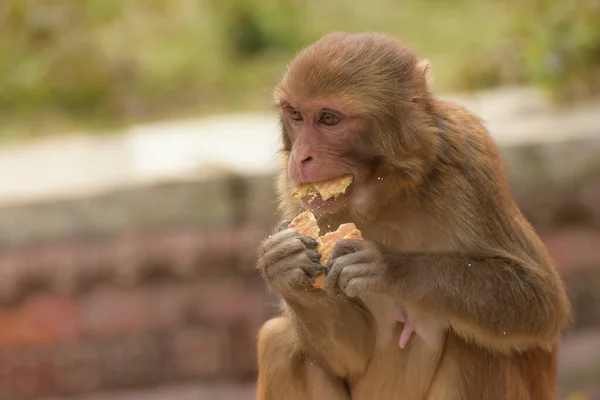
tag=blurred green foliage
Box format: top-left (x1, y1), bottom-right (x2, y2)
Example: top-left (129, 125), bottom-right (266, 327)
top-left (510, 0), bottom-right (600, 104)
top-left (0, 0), bottom-right (598, 141)
top-left (458, 0), bottom-right (600, 104)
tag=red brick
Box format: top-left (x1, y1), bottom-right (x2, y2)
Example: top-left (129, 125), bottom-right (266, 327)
top-left (162, 231), bottom-right (203, 277)
top-left (78, 285), bottom-right (151, 337)
top-left (0, 295), bottom-right (80, 346)
top-left (227, 321), bottom-right (259, 377)
top-left (144, 285), bottom-right (187, 331)
top-left (188, 279), bottom-right (267, 326)
top-left (541, 228), bottom-right (600, 276)
top-left (113, 235), bottom-right (145, 285)
top-left (580, 179), bottom-right (600, 215)
top-left (51, 342), bottom-right (103, 394)
top-left (76, 279), bottom-right (268, 339)
top-left (171, 327), bottom-right (227, 377)
top-left (0, 251), bottom-right (26, 302)
top-left (100, 334), bottom-right (164, 388)
top-left (38, 243), bottom-right (79, 294)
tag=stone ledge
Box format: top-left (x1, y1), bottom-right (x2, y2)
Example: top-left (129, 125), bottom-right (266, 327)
top-left (0, 135), bottom-right (598, 246)
top-left (501, 136), bottom-right (600, 231)
top-left (0, 87), bottom-right (598, 246)
top-left (0, 223), bottom-right (272, 304)
top-left (0, 175), bottom-right (278, 246)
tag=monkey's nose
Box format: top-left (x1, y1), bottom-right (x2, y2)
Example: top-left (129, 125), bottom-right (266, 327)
top-left (302, 156), bottom-right (314, 164)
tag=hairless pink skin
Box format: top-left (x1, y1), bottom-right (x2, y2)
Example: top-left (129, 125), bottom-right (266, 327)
top-left (394, 307), bottom-right (446, 350)
top-left (394, 308), bottom-right (415, 349)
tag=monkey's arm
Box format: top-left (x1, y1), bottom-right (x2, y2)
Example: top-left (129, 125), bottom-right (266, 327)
top-left (391, 252), bottom-right (570, 351)
top-left (325, 241), bottom-right (571, 352)
top-left (257, 224), bottom-right (373, 376)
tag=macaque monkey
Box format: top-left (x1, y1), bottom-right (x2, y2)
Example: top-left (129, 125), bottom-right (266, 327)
top-left (256, 32), bottom-right (571, 400)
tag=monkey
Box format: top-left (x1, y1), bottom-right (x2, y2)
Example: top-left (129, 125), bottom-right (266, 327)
top-left (255, 32), bottom-right (571, 400)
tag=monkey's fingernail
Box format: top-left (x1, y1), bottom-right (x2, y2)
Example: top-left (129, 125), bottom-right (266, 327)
top-left (278, 220), bottom-right (291, 231)
top-left (313, 262), bottom-right (326, 274)
top-left (306, 250), bottom-right (321, 262)
top-left (299, 236), bottom-right (319, 249)
top-left (325, 258), bottom-right (336, 271)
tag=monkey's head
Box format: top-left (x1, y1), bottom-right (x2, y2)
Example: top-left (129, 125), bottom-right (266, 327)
top-left (274, 32), bottom-right (439, 221)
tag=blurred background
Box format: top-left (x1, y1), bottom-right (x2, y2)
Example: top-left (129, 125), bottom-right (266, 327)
top-left (0, 0), bottom-right (599, 399)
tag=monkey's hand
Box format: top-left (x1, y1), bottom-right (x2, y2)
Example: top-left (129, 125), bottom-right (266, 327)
top-left (324, 239), bottom-right (390, 298)
top-left (257, 221), bottom-right (326, 295)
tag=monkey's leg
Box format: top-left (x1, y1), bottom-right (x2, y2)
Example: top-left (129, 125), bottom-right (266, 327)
top-left (257, 317), bottom-right (350, 400)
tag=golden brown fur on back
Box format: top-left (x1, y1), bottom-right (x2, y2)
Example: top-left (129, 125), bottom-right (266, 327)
top-left (256, 31), bottom-right (571, 400)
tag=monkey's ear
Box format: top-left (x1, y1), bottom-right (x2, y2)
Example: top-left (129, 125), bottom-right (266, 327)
top-left (416, 59), bottom-right (433, 89)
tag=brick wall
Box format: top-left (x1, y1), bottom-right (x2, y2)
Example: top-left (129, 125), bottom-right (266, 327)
top-left (0, 222), bottom-right (597, 398)
top-left (0, 224), bottom-right (280, 399)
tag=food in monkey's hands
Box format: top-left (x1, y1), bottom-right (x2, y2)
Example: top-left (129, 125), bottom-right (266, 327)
top-left (289, 210), bottom-right (415, 347)
top-left (288, 209), bottom-right (321, 241)
top-left (292, 175), bottom-right (354, 202)
top-left (289, 210), bottom-right (362, 289)
top-left (318, 223), bottom-right (363, 265)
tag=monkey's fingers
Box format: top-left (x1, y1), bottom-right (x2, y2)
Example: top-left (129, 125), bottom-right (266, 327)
top-left (338, 264), bottom-right (377, 294)
top-left (325, 251), bottom-right (376, 274)
top-left (264, 228), bottom-right (314, 252)
top-left (325, 239), bottom-right (365, 270)
top-left (343, 276), bottom-right (386, 298)
top-left (299, 236), bottom-right (320, 250)
top-left (324, 261), bottom-right (372, 296)
top-left (270, 266), bottom-right (325, 294)
top-left (306, 249), bottom-right (322, 263)
top-left (265, 252), bottom-right (324, 282)
top-left (278, 220), bottom-right (291, 231)
top-left (263, 237), bottom-right (309, 267)
top-left (307, 262), bottom-right (327, 278)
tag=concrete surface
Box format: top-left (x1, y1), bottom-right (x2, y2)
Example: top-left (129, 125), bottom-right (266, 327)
top-left (0, 86), bottom-right (598, 207)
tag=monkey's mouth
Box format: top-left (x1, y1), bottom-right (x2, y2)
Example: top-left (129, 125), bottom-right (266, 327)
top-left (295, 175), bottom-right (356, 211)
top-left (300, 191), bottom-right (351, 212)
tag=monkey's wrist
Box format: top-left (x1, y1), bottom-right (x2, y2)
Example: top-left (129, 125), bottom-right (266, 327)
top-left (381, 252), bottom-right (417, 297)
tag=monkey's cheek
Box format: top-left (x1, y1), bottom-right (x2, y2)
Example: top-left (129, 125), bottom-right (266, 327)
top-left (348, 188), bottom-right (373, 211)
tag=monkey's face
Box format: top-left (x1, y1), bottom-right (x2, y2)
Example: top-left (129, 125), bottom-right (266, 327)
top-left (274, 32), bottom-right (435, 220)
top-left (279, 97), bottom-right (379, 215)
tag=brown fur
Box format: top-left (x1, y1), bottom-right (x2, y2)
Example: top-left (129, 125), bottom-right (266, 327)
top-left (256, 32), bottom-right (571, 399)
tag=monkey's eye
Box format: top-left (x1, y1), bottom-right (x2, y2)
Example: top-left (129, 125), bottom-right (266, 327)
top-left (288, 108), bottom-right (303, 121)
top-left (319, 111), bottom-right (340, 126)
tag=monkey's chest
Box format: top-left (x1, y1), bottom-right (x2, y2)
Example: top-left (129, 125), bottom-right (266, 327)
top-left (349, 294), bottom-right (444, 400)
top-left (349, 338), bottom-right (444, 400)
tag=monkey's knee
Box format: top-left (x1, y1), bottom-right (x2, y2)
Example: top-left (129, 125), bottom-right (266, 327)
top-left (257, 317), bottom-right (305, 399)
top-left (257, 317), bottom-right (349, 400)
top-left (258, 317), bottom-right (301, 368)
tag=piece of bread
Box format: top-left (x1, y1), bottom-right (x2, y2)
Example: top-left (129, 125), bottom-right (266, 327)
top-left (289, 210), bottom-right (363, 289)
top-left (289, 209), bottom-right (321, 240)
top-left (291, 185), bottom-right (319, 202)
top-left (318, 223), bottom-right (363, 265)
top-left (291, 175), bottom-right (353, 201)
